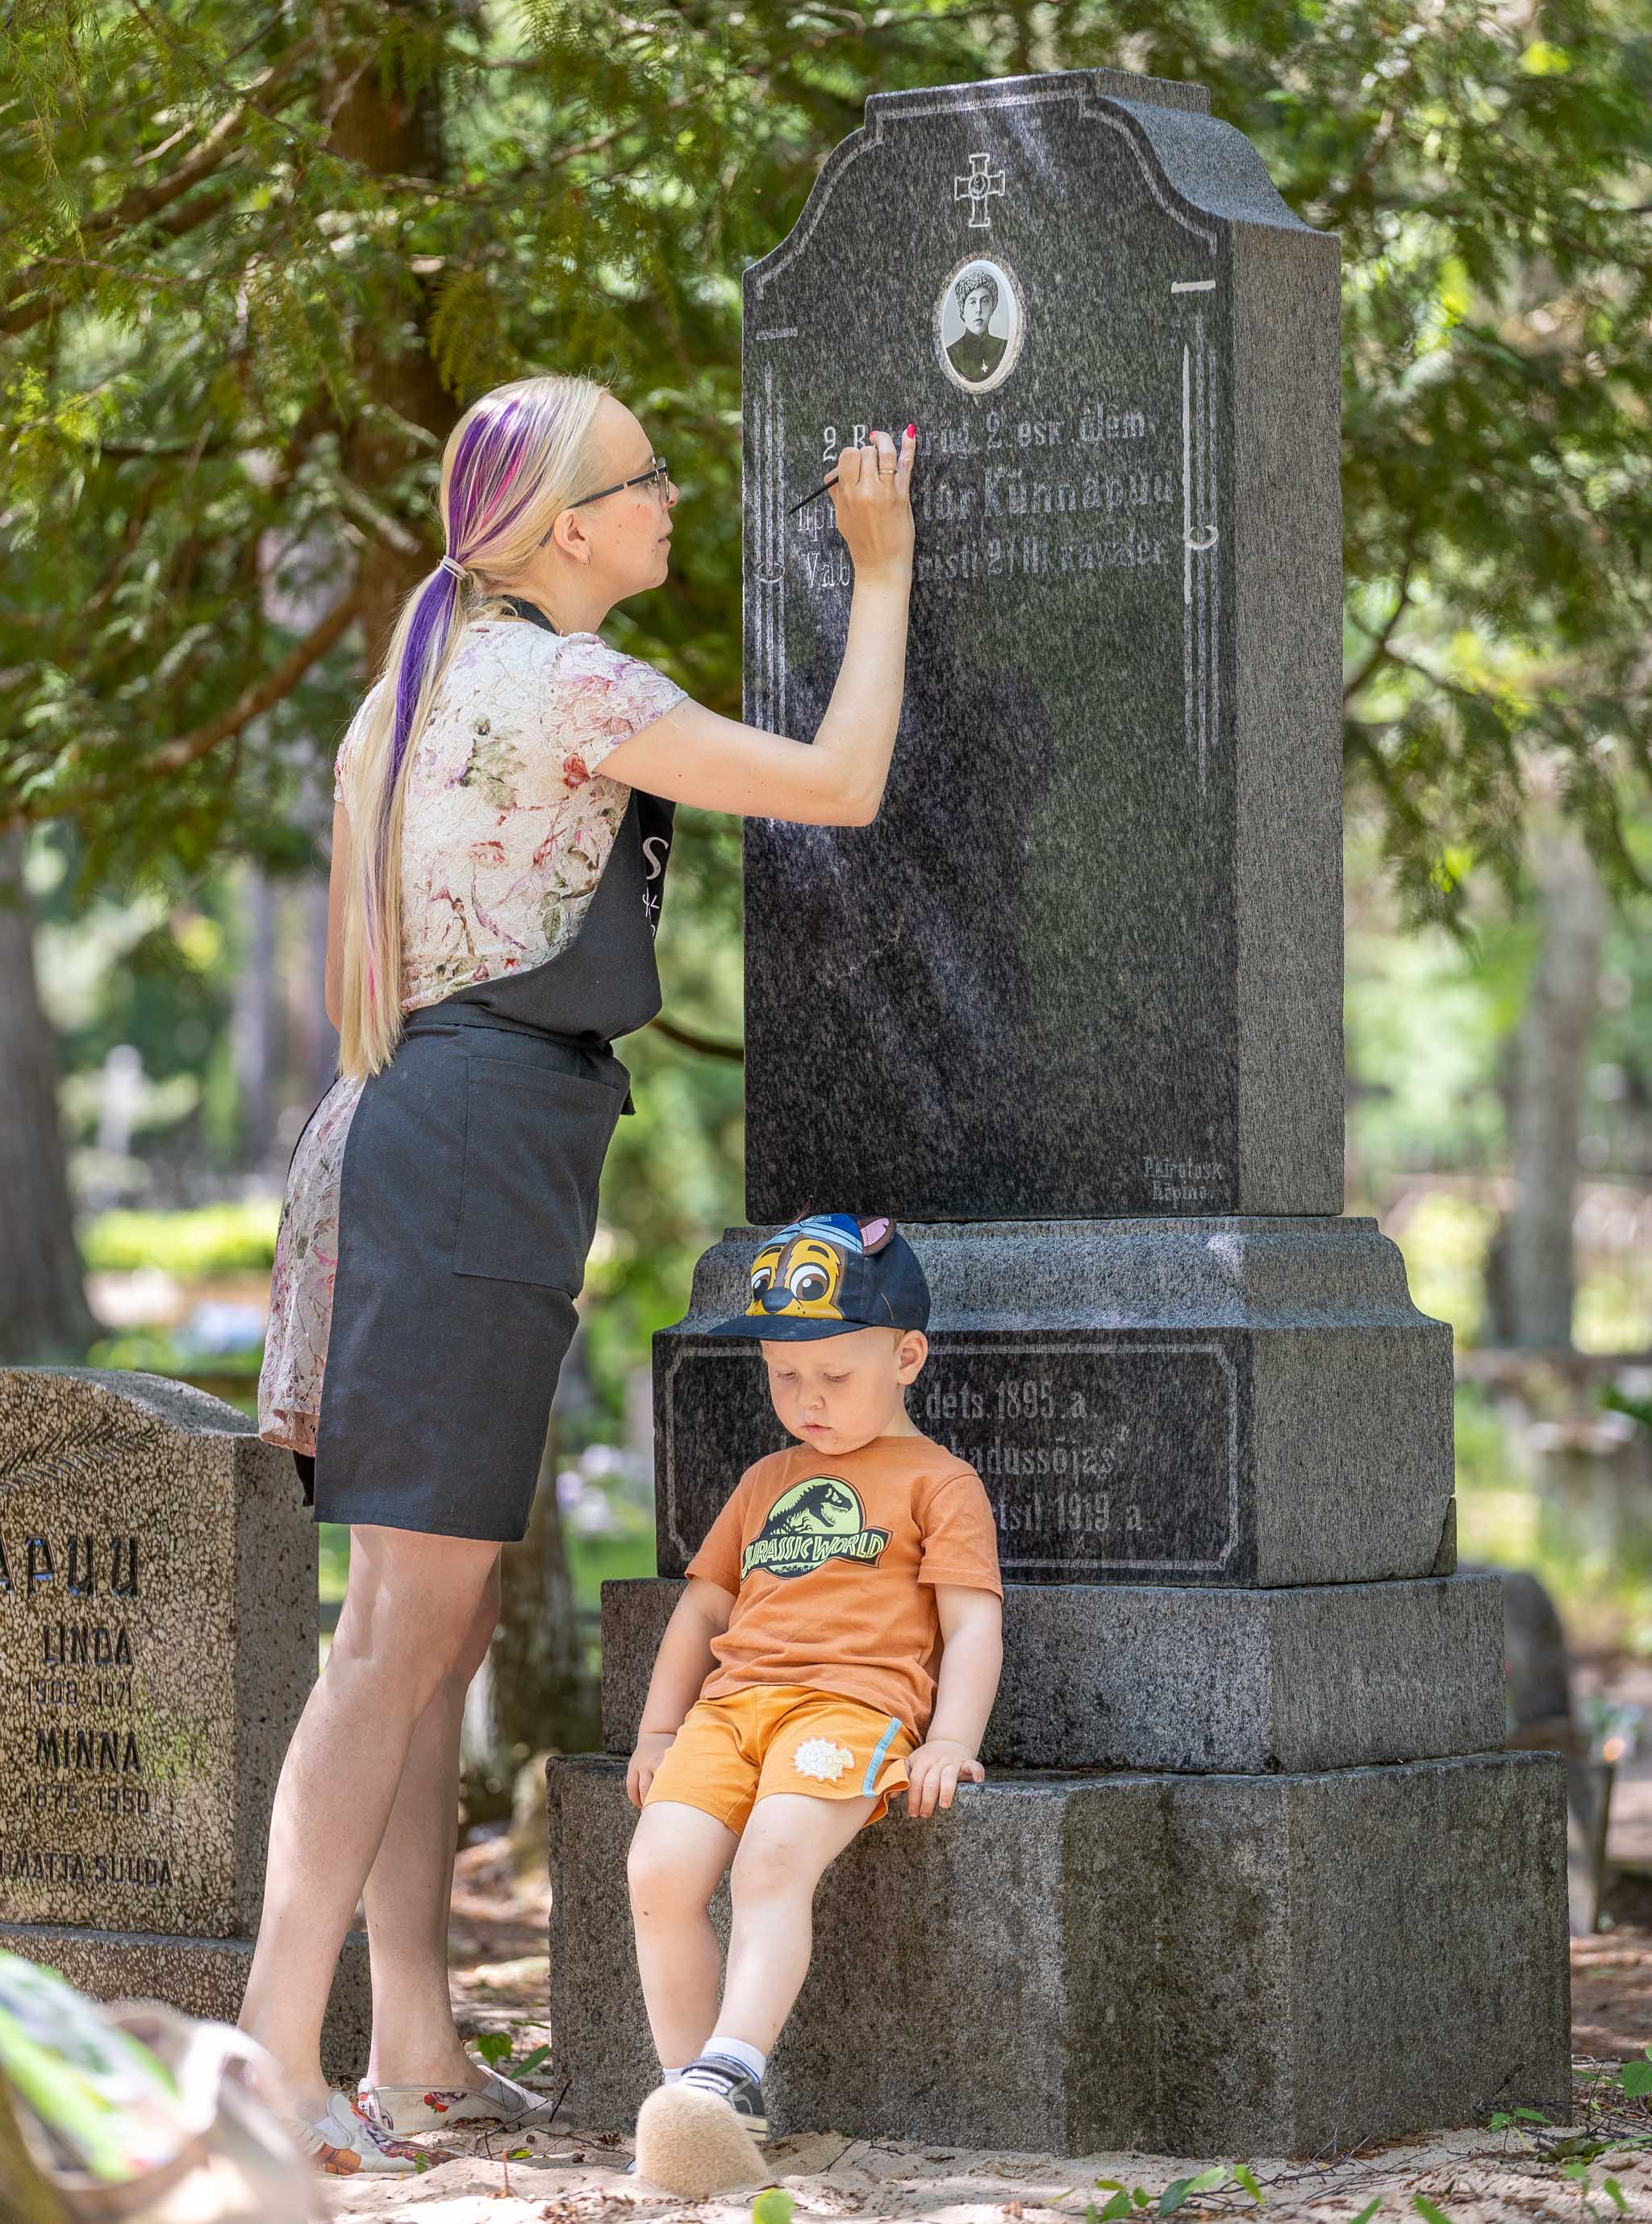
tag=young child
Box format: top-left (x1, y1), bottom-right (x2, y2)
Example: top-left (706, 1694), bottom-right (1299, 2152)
top-left (624, 1212), bottom-right (1003, 2197)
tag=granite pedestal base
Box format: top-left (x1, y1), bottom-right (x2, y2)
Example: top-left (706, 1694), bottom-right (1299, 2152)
top-left (654, 1219), bottom-right (1454, 1588)
top-left (601, 1572), bottom-right (1505, 1775)
top-left (0, 1921), bottom-right (372, 2084)
top-left (547, 1750), bottom-right (1569, 2157)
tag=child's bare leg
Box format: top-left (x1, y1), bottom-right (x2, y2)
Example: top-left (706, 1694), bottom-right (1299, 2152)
top-left (628, 1801), bottom-right (739, 2068)
top-left (715, 1792), bottom-right (878, 2054)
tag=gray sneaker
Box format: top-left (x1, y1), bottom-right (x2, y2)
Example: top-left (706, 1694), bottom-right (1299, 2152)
top-left (676, 2054), bottom-right (768, 2138)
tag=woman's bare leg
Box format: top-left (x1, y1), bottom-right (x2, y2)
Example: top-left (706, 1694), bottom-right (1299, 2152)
top-left (361, 1554), bottom-right (501, 2090)
top-left (238, 1524), bottom-right (501, 2116)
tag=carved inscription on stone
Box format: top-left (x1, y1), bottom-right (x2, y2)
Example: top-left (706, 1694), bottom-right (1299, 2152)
top-left (656, 1332), bottom-right (1249, 1586)
top-left (1, 1408), bottom-right (227, 1932)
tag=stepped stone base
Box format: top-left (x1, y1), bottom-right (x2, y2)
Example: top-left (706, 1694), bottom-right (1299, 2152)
top-left (602, 1573), bottom-right (1505, 1775)
top-left (0, 1922), bottom-right (372, 2084)
top-left (547, 1751), bottom-right (1569, 2157)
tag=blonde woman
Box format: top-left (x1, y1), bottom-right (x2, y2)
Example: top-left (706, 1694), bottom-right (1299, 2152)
top-left (246, 376), bottom-right (917, 2174)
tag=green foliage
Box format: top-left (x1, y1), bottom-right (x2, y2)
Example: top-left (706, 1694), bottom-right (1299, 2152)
top-left (1158, 2168), bottom-right (1233, 2214)
top-left (84, 1328), bottom-right (261, 1380)
top-left (470, 2029), bottom-right (550, 2081)
top-left (1090, 2163), bottom-right (1260, 2218)
top-left (2, 0), bottom-right (1649, 935)
top-left (81, 1201), bottom-right (280, 1275)
top-left (1562, 2157), bottom-right (1631, 2218)
top-left (1482, 2081), bottom-right (1652, 2216)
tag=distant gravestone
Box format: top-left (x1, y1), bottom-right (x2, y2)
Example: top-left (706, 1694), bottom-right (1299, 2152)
top-left (0, 1369), bottom-right (367, 2074)
top-left (740, 70), bottom-right (1342, 1222)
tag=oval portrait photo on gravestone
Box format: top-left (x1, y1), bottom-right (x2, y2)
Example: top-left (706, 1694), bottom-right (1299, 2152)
top-left (933, 253), bottom-right (1024, 395)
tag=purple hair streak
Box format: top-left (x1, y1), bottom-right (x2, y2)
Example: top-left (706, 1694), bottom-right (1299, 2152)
top-left (340, 373), bottom-right (610, 1079)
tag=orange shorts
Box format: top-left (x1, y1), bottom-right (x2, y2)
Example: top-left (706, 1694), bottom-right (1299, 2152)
top-left (642, 1683), bottom-right (916, 1834)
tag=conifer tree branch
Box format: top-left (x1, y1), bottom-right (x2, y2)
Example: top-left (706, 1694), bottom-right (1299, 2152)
top-left (0, 33), bottom-right (320, 331)
top-left (0, 583), bottom-right (365, 835)
top-left (106, 23), bottom-right (320, 227)
top-left (1343, 551), bottom-right (1417, 704)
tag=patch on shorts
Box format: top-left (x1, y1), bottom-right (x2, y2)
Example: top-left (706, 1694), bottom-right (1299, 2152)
top-left (793, 1736), bottom-right (855, 1784)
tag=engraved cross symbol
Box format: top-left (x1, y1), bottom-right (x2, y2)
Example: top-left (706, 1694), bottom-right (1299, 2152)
top-left (954, 152), bottom-right (1006, 230)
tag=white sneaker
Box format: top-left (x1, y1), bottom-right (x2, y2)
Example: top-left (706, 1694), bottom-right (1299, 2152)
top-left (280, 2089), bottom-right (431, 2176)
top-left (357, 2067), bottom-right (559, 2136)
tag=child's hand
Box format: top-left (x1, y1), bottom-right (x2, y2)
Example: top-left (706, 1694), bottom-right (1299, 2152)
top-left (626, 1730), bottom-right (677, 1809)
top-left (902, 1738), bottom-right (984, 1818)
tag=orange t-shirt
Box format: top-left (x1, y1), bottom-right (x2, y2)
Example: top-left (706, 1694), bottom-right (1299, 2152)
top-left (684, 1431), bottom-right (1003, 1740)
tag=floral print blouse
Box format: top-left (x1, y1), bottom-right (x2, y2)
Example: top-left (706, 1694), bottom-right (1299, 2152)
top-left (257, 613), bottom-right (686, 1459)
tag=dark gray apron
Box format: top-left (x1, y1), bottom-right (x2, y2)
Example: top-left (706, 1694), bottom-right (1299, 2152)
top-left (303, 600), bottom-right (675, 1540)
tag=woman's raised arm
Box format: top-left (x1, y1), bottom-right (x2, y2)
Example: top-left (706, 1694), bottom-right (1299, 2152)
top-left (600, 426), bottom-right (916, 826)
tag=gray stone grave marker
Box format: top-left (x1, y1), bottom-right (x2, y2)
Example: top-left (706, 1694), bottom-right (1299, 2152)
top-left (549, 65), bottom-right (1571, 2155)
top-left (0, 1368), bottom-right (367, 2075)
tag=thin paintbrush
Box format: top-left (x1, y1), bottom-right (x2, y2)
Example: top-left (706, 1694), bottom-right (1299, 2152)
top-left (788, 425), bottom-right (917, 515)
top-left (789, 477), bottom-right (840, 516)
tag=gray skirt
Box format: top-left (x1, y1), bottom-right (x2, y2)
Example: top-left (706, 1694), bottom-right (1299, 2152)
top-left (303, 1016), bottom-right (629, 1540)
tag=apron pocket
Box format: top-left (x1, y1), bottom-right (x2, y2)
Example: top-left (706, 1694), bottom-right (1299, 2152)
top-left (453, 1054), bottom-right (624, 1292)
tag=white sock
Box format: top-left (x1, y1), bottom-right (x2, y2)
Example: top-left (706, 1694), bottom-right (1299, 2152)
top-left (703, 2035), bottom-right (766, 2083)
top-left (661, 2067), bottom-right (685, 2083)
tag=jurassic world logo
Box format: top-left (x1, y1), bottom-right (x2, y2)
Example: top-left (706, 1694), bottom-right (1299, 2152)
top-left (740, 1477), bottom-right (891, 1583)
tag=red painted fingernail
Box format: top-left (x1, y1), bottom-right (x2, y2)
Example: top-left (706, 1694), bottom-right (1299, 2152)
top-left (905, 424), bottom-right (917, 437)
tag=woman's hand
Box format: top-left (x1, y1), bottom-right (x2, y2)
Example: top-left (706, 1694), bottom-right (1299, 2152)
top-left (597, 432), bottom-right (917, 825)
top-left (827, 426), bottom-right (916, 582)
top-left (626, 1730), bottom-right (677, 1809)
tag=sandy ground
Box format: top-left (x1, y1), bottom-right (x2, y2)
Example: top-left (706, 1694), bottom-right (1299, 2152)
top-left (315, 2122), bottom-right (1652, 2224)
top-left (307, 1835), bottom-right (1652, 2224)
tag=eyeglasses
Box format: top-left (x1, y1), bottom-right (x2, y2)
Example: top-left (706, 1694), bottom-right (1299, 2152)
top-left (537, 456), bottom-right (671, 545)
top-left (575, 455), bottom-right (672, 507)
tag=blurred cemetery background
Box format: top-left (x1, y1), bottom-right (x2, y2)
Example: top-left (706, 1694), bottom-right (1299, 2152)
top-left (3, 0), bottom-right (1650, 1943)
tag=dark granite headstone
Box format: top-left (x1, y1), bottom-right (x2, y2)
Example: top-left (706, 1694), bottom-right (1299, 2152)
top-left (742, 69), bottom-right (1342, 1220)
top-left (554, 62), bottom-right (1571, 2157)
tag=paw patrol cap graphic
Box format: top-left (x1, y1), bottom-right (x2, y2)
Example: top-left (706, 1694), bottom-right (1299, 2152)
top-left (707, 1213), bottom-right (931, 1341)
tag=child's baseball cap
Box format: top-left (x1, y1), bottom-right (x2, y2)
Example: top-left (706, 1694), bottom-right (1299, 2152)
top-left (707, 1213), bottom-right (930, 1341)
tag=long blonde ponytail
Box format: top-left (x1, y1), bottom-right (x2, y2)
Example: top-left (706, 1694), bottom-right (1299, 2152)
top-left (336, 374), bottom-right (610, 1078)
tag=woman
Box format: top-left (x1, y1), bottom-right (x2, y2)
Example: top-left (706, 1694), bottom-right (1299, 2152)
top-left (244, 373), bottom-right (916, 2175)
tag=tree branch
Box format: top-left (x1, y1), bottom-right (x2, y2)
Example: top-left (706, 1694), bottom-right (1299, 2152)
top-left (1342, 549), bottom-right (1417, 703)
top-left (0, 583), bottom-right (365, 834)
top-left (323, 472), bottom-right (425, 558)
top-left (107, 26), bottom-right (319, 228)
top-left (0, 35), bottom-right (319, 330)
top-left (647, 1014), bottom-right (745, 1062)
